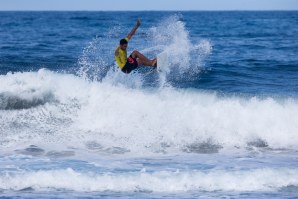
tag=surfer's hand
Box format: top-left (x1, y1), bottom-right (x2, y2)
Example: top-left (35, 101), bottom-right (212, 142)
top-left (137, 19), bottom-right (141, 27)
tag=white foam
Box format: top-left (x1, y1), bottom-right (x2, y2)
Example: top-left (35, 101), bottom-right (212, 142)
top-left (0, 70), bottom-right (298, 153)
top-left (148, 15), bottom-right (212, 76)
top-left (0, 168), bottom-right (297, 192)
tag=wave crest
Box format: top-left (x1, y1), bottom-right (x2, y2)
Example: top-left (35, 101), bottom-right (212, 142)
top-left (0, 91), bottom-right (54, 110)
top-left (1, 168), bottom-right (297, 192)
top-left (1, 70), bottom-right (298, 153)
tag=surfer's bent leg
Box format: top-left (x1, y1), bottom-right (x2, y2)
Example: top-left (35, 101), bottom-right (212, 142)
top-left (131, 50), bottom-right (156, 67)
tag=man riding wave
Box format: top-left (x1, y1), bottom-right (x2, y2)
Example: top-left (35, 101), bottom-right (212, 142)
top-left (115, 19), bottom-right (157, 74)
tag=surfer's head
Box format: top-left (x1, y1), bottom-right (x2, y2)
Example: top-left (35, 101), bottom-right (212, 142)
top-left (120, 38), bottom-right (128, 50)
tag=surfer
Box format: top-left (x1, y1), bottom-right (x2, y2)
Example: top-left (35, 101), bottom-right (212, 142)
top-left (115, 19), bottom-right (157, 74)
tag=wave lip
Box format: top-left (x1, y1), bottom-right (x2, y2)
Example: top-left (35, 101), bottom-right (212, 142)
top-left (0, 91), bottom-right (54, 110)
top-left (0, 69), bottom-right (57, 110)
top-left (0, 168), bottom-right (297, 192)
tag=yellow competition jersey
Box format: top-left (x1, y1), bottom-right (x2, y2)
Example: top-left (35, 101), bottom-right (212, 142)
top-left (115, 38), bottom-right (130, 69)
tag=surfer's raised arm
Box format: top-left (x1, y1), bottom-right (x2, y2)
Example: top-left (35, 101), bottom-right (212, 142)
top-left (127, 19), bottom-right (141, 40)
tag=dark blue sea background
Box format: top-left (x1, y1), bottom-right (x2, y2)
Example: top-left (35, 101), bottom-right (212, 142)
top-left (0, 11), bottom-right (298, 198)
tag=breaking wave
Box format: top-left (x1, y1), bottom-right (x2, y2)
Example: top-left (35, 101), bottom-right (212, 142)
top-left (1, 168), bottom-right (297, 192)
top-left (0, 69), bottom-right (298, 154)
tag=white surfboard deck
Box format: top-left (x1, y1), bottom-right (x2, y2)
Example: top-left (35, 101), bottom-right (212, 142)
top-left (157, 52), bottom-right (168, 72)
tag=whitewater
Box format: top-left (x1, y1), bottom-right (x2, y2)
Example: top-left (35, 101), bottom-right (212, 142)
top-left (0, 12), bottom-right (298, 198)
top-left (1, 69), bottom-right (298, 152)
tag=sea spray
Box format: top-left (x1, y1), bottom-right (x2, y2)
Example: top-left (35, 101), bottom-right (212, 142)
top-left (77, 15), bottom-right (212, 87)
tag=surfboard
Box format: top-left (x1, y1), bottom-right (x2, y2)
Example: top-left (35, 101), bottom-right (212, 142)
top-left (157, 52), bottom-right (168, 72)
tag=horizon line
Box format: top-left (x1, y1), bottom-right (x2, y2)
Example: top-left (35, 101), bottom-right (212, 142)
top-left (0, 9), bottom-right (297, 12)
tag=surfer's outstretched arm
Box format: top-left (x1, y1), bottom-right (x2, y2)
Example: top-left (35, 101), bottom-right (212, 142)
top-left (127, 19), bottom-right (141, 40)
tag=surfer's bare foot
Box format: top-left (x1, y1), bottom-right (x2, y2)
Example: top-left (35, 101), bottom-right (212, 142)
top-left (152, 58), bottom-right (157, 67)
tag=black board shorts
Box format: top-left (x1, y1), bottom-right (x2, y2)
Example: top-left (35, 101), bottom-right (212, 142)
top-left (121, 55), bottom-right (139, 74)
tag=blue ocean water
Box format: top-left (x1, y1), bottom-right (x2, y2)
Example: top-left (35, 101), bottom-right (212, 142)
top-left (0, 11), bottom-right (298, 198)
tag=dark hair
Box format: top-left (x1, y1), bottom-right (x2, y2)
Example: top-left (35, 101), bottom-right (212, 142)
top-left (120, 38), bottom-right (128, 45)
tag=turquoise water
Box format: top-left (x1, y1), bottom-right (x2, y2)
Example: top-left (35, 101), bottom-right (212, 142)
top-left (0, 11), bottom-right (298, 198)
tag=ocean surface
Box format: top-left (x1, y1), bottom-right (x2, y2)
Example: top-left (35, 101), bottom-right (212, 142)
top-left (0, 11), bottom-right (298, 198)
